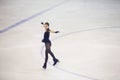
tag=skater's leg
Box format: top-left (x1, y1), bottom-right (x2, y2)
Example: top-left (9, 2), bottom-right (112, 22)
top-left (43, 44), bottom-right (49, 69)
top-left (45, 42), bottom-right (56, 60)
top-left (49, 49), bottom-right (56, 60)
top-left (49, 48), bottom-right (59, 65)
top-left (45, 50), bottom-right (49, 64)
top-left (45, 42), bottom-right (59, 66)
top-left (43, 50), bottom-right (48, 69)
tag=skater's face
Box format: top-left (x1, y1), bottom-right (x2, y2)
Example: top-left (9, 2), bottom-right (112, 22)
top-left (43, 24), bottom-right (49, 29)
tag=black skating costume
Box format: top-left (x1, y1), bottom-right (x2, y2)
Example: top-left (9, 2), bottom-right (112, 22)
top-left (42, 28), bottom-right (59, 69)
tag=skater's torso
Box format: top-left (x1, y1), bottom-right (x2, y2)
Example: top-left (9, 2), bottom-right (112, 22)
top-left (42, 28), bottom-right (51, 43)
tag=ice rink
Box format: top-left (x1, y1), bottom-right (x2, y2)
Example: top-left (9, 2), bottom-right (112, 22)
top-left (0, 0), bottom-right (120, 80)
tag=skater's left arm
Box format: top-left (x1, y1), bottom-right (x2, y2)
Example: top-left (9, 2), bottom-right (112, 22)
top-left (49, 29), bottom-right (60, 33)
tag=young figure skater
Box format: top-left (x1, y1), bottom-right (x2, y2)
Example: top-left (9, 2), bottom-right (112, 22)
top-left (41, 22), bottom-right (59, 69)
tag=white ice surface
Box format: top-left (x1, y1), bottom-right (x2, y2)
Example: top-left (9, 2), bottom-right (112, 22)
top-left (0, 0), bottom-right (120, 80)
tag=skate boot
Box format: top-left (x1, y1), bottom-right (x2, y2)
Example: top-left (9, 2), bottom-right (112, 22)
top-left (53, 59), bottom-right (59, 66)
top-left (43, 63), bottom-right (47, 69)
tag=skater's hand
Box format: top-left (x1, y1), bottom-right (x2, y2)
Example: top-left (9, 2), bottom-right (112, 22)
top-left (55, 31), bottom-right (60, 33)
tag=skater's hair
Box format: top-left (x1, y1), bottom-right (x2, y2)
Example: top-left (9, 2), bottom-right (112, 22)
top-left (45, 22), bottom-right (49, 26)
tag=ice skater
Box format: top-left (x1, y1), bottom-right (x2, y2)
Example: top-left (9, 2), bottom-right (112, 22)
top-left (41, 22), bottom-right (59, 69)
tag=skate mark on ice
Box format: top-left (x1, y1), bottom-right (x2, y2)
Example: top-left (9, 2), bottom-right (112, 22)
top-left (0, 0), bottom-right (69, 33)
top-left (41, 26), bottom-right (120, 80)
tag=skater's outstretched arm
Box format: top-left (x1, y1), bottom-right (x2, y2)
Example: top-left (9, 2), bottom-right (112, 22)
top-left (49, 30), bottom-right (59, 33)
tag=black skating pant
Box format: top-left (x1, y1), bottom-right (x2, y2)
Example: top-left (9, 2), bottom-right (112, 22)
top-left (44, 42), bottom-right (56, 65)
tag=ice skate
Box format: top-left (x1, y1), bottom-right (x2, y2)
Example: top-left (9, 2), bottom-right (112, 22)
top-left (43, 63), bottom-right (47, 69)
top-left (53, 59), bottom-right (59, 66)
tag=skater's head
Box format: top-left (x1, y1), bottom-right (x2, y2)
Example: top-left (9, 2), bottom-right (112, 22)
top-left (45, 22), bottom-right (49, 26)
top-left (42, 22), bottom-right (49, 29)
